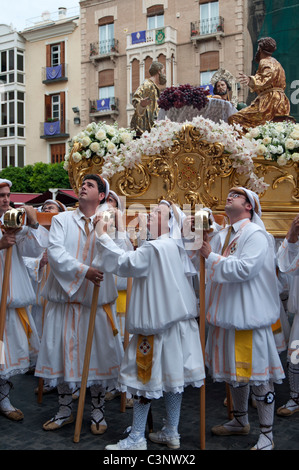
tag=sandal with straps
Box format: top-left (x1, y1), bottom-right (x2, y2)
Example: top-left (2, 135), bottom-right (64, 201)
top-left (251, 426), bottom-right (274, 450)
top-left (0, 381), bottom-right (24, 421)
top-left (43, 391), bottom-right (74, 431)
top-left (90, 397), bottom-right (107, 435)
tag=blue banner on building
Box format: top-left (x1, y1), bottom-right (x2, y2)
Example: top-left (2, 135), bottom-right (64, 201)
top-left (46, 64), bottom-right (62, 80)
top-left (97, 98), bottom-right (111, 111)
top-left (131, 30), bottom-right (146, 44)
top-left (202, 84), bottom-right (214, 96)
top-left (44, 120), bottom-right (60, 136)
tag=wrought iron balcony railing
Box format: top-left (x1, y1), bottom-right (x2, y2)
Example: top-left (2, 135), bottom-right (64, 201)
top-left (90, 39), bottom-right (119, 58)
top-left (40, 119), bottom-right (69, 139)
top-left (89, 97), bottom-right (119, 114)
top-left (42, 64), bottom-right (68, 83)
top-left (191, 16), bottom-right (224, 37)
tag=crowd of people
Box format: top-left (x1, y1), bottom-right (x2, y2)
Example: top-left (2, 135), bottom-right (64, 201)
top-left (0, 173), bottom-right (299, 452)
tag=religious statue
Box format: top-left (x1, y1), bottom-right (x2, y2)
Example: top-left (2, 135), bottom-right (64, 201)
top-left (130, 61), bottom-right (166, 137)
top-left (228, 37), bottom-right (290, 131)
top-left (212, 79), bottom-right (231, 102)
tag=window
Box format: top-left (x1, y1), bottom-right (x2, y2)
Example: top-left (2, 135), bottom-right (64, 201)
top-left (0, 145), bottom-right (24, 169)
top-left (200, 1), bottom-right (219, 34)
top-left (0, 89), bottom-right (25, 139)
top-left (200, 70), bottom-right (216, 86)
top-left (200, 51), bottom-right (219, 85)
top-left (44, 92), bottom-right (66, 135)
top-left (45, 42), bottom-right (65, 79)
top-left (147, 5), bottom-right (164, 29)
top-left (98, 17), bottom-right (115, 55)
top-left (52, 95), bottom-right (60, 120)
top-left (51, 44), bottom-right (61, 67)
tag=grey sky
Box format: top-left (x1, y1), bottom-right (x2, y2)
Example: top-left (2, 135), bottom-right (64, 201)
top-left (1, 0), bottom-right (80, 32)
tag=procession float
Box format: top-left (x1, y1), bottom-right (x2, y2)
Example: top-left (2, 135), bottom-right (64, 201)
top-left (64, 85), bottom-right (299, 240)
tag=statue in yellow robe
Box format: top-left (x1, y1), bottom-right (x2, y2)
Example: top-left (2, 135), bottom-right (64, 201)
top-left (228, 37), bottom-right (290, 131)
top-left (130, 61), bottom-right (166, 137)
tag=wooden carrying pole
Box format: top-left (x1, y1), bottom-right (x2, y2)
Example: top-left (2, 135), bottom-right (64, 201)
top-left (74, 284), bottom-right (100, 443)
top-left (37, 262), bottom-right (51, 404)
top-left (199, 254), bottom-right (206, 450)
top-left (0, 245), bottom-right (13, 343)
top-left (120, 277), bottom-right (132, 413)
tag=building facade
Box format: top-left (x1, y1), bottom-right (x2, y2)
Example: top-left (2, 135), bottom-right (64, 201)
top-left (80, 0), bottom-right (253, 129)
top-left (20, 6), bottom-right (81, 166)
top-left (0, 25), bottom-right (26, 169)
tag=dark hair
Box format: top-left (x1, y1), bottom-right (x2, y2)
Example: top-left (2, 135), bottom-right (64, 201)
top-left (82, 174), bottom-right (106, 204)
top-left (213, 79), bottom-right (231, 95)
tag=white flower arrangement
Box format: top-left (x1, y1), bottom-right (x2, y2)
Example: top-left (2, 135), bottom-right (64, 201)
top-left (64, 117), bottom-right (275, 193)
top-left (246, 121), bottom-right (299, 166)
top-left (63, 121), bottom-right (136, 174)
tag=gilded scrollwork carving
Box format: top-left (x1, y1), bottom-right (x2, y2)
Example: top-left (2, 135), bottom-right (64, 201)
top-left (116, 164), bottom-right (151, 197)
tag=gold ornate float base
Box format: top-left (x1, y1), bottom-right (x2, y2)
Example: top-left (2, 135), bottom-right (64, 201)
top-left (69, 125), bottom-right (299, 238)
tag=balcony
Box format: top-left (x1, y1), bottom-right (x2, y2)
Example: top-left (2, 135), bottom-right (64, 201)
top-left (191, 16), bottom-right (224, 42)
top-left (40, 119), bottom-right (70, 139)
top-left (89, 39), bottom-right (119, 63)
top-left (126, 25), bottom-right (177, 49)
top-left (89, 97), bottom-right (119, 120)
top-left (42, 64), bottom-right (68, 83)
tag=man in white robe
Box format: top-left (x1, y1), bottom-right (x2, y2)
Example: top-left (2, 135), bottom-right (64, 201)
top-left (199, 187), bottom-right (285, 450)
top-left (35, 175), bottom-right (124, 434)
top-left (94, 203), bottom-right (205, 450)
top-left (276, 213), bottom-right (299, 416)
top-left (0, 179), bottom-right (48, 421)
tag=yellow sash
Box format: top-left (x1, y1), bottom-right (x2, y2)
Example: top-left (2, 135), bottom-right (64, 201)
top-left (271, 318), bottom-right (282, 335)
top-left (103, 303), bottom-right (118, 336)
top-left (235, 329), bottom-right (253, 381)
top-left (16, 308), bottom-right (32, 339)
top-left (116, 290), bottom-right (127, 313)
top-left (136, 335), bottom-right (154, 384)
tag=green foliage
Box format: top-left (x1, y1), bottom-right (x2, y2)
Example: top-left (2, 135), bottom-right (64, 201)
top-left (0, 162), bottom-right (71, 193)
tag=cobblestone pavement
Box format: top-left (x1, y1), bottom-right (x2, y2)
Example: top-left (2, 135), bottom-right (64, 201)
top-left (1, 351), bottom-right (298, 459)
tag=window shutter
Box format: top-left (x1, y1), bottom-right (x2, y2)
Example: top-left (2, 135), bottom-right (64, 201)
top-left (200, 51), bottom-right (219, 72)
top-left (157, 53), bottom-right (166, 69)
top-left (144, 56), bottom-right (153, 79)
top-left (98, 16), bottom-right (114, 26)
top-left (46, 45), bottom-right (51, 67)
top-left (131, 59), bottom-right (140, 93)
top-left (98, 69), bottom-right (114, 87)
top-left (147, 5), bottom-right (164, 16)
top-left (45, 95), bottom-right (51, 120)
top-left (60, 91), bottom-right (65, 133)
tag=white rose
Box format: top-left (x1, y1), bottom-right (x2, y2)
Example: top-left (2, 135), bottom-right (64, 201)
top-left (257, 144), bottom-right (267, 155)
top-left (285, 138), bottom-right (296, 150)
top-left (82, 136), bottom-right (91, 147)
top-left (90, 142), bottom-right (100, 153)
top-left (263, 136), bottom-right (271, 144)
top-left (95, 129), bottom-right (106, 141)
top-left (290, 130), bottom-right (299, 140)
top-left (291, 152), bottom-right (299, 162)
top-left (86, 124), bottom-right (94, 132)
top-left (249, 127), bottom-right (260, 138)
top-left (275, 124), bottom-right (284, 132)
top-left (121, 132), bottom-right (132, 143)
top-left (72, 152), bottom-right (82, 163)
top-left (105, 125), bottom-right (115, 136)
top-left (107, 141), bottom-right (116, 151)
top-left (277, 154), bottom-right (287, 166)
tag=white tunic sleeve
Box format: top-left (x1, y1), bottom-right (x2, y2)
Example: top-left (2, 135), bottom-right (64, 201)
top-left (206, 230), bottom-right (268, 283)
top-left (47, 215), bottom-right (89, 294)
top-left (95, 233), bottom-right (150, 278)
top-left (277, 238), bottom-right (299, 275)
